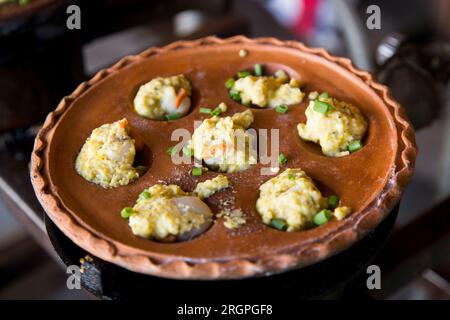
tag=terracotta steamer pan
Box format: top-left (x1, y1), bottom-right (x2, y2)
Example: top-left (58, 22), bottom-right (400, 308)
top-left (30, 36), bottom-right (417, 280)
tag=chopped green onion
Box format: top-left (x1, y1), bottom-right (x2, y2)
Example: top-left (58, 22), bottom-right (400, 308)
top-left (327, 195), bottom-right (340, 210)
top-left (275, 104), bottom-right (288, 114)
top-left (288, 173), bottom-right (294, 180)
top-left (318, 92), bottom-right (329, 100)
top-left (348, 140), bottom-right (363, 153)
top-left (313, 100), bottom-right (333, 114)
top-left (165, 113), bottom-right (180, 121)
top-left (167, 146), bottom-right (177, 156)
top-left (200, 107), bottom-right (212, 114)
top-left (183, 147), bottom-right (193, 157)
top-left (278, 153), bottom-right (287, 165)
top-left (211, 108), bottom-right (222, 116)
top-left (138, 190), bottom-right (151, 201)
top-left (271, 218), bottom-right (288, 231)
top-left (225, 78), bottom-right (235, 89)
top-left (120, 207), bottom-right (134, 219)
top-left (237, 70), bottom-right (252, 78)
top-left (136, 165), bottom-right (148, 172)
top-left (313, 209), bottom-right (333, 225)
top-left (229, 90), bottom-right (241, 101)
top-left (254, 64), bottom-right (264, 76)
top-left (192, 167), bottom-right (202, 176)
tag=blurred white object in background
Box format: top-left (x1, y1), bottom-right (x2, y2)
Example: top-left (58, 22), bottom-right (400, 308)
top-left (312, 0), bottom-right (344, 55)
top-left (174, 10), bottom-right (207, 37)
top-left (375, 33), bottom-right (405, 66)
top-left (262, 0), bottom-right (347, 56)
top-left (329, 0), bottom-right (372, 70)
top-left (264, 0), bottom-right (303, 28)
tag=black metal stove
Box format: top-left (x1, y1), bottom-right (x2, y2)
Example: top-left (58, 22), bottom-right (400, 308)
top-left (45, 206), bottom-right (398, 300)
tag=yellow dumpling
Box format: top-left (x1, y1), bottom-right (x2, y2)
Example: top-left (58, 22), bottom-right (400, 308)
top-left (75, 119), bottom-right (140, 188)
top-left (128, 184), bottom-right (213, 241)
top-left (256, 168), bottom-right (351, 231)
top-left (188, 109), bottom-right (257, 173)
top-left (231, 70), bottom-right (304, 108)
top-left (134, 75), bottom-right (191, 120)
top-left (298, 96), bottom-right (367, 157)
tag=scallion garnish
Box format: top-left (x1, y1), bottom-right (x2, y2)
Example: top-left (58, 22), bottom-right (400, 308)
top-left (237, 70), bottom-right (252, 78)
top-left (271, 218), bottom-right (288, 231)
top-left (167, 146), bottom-right (177, 156)
top-left (120, 207), bottom-right (134, 219)
top-left (200, 107), bottom-right (212, 114)
top-left (229, 90), bottom-right (241, 101)
top-left (348, 140), bottom-right (363, 153)
top-left (138, 190), bottom-right (151, 201)
top-left (313, 209), bottom-right (333, 225)
top-left (327, 195), bottom-right (340, 210)
top-left (211, 108), bottom-right (222, 116)
top-left (318, 92), bottom-right (329, 100)
top-left (183, 147), bottom-right (193, 157)
top-left (192, 167), bottom-right (202, 176)
top-left (278, 153), bottom-right (287, 165)
top-left (254, 64), bottom-right (264, 76)
top-left (225, 78), bottom-right (235, 89)
top-left (166, 113), bottom-right (180, 121)
top-left (276, 104), bottom-right (288, 114)
top-left (313, 100), bottom-right (333, 114)
top-left (136, 165), bottom-right (148, 172)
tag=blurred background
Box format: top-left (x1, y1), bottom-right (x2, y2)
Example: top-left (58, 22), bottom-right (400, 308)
top-left (0, 0), bottom-right (449, 300)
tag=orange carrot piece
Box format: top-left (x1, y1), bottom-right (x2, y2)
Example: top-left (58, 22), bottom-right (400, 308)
top-left (119, 119), bottom-right (128, 129)
top-left (175, 88), bottom-right (187, 109)
top-left (204, 143), bottom-right (229, 159)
